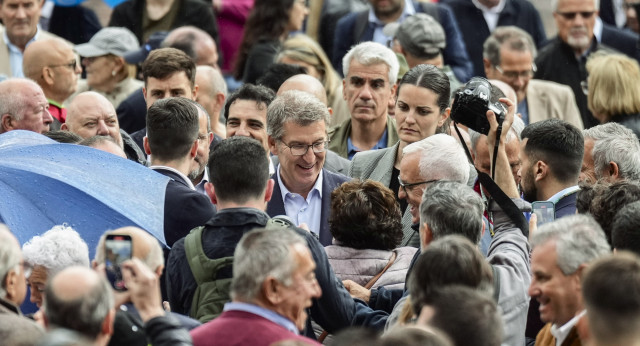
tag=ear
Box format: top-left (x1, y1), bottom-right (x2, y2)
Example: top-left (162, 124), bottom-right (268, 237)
top-left (268, 136), bottom-right (279, 156)
top-left (205, 182), bottom-right (217, 205)
top-left (419, 222), bottom-right (433, 249)
top-left (264, 178), bottom-right (275, 203)
top-left (214, 92), bottom-right (226, 113)
top-left (481, 220), bottom-right (486, 237)
top-left (483, 58), bottom-right (493, 77)
top-left (390, 83), bottom-right (398, 99)
top-left (42, 67), bottom-right (55, 85)
top-left (607, 161), bottom-right (620, 180)
top-left (143, 136), bottom-right (151, 155)
top-left (102, 308), bottom-right (116, 336)
top-left (91, 260), bottom-right (98, 270)
top-left (191, 84), bottom-right (199, 101)
top-left (438, 107), bottom-right (451, 127)
top-left (208, 131), bottom-right (214, 144)
top-left (4, 269), bottom-right (17, 302)
top-left (262, 276), bottom-right (282, 305)
top-left (189, 139), bottom-right (199, 159)
top-left (60, 122), bottom-right (68, 131)
top-left (142, 87), bottom-right (148, 105)
top-left (155, 265), bottom-right (164, 278)
top-left (342, 78), bottom-right (347, 101)
top-left (1, 113), bottom-right (15, 131)
top-left (534, 160), bottom-right (548, 182)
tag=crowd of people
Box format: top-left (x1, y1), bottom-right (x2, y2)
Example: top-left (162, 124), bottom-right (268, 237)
top-left (1, 0), bottom-right (640, 345)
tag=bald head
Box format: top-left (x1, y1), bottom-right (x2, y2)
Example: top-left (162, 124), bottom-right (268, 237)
top-left (45, 266), bottom-right (114, 340)
top-left (63, 92), bottom-right (123, 148)
top-left (277, 74), bottom-right (328, 105)
top-left (195, 65), bottom-right (227, 124)
top-left (95, 227), bottom-right (164, 274)
top-left (164, 26), bottom-right (218, 68)
top-left (23, 39), bottom-right (80, 103)
top-left (0, 78), bottom-right (52, 134)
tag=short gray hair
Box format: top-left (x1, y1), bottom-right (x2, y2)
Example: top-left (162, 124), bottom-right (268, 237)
top-left (531, 214), bottom-right (610, 275)
top-left (469, 116), bottom-right (524, 154)
top-left (197, 65), bottom-right (228, 99)
top-left (342, 41), bottom-right (399, 83)
top-left (231, 227), bottom-right (306, 302)
top-left (483, 26), bottom-right (537, 67)
top-left (44, 267), bottom-right (114, 340)
top-left (266, 90), bottom-right (329, 140)
top-left (0, 225), bottom-right (20, 298)
top-left (420, 181), bottom-right (485, 245)
top-left (0, 78), bottom-right (40, 121)
top-left (551, 0), bottom-right (599, 11)
top-left (403, 134), bottom-right (470, 184)
top-left (583, 123), bottom-right (640, 181)
top-left (22, 225), bottom-right (90, 277)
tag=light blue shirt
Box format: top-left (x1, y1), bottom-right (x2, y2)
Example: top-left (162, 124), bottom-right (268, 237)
top-left (368, 0), bottom-right (416, 46)
top-left (347, 128), bottom-right (389, 160)
top-left (547, 185), bottom-right (581, 204)
top-left (518, 98), bottom-right (529, 125)
top-left (277, 165), bottom-right (323, 236)
top-left (4, 27), bottom-right (40, 78)
top-left (223, 302), bottom-right (299, 334)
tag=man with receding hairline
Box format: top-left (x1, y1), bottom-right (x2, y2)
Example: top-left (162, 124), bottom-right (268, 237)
top-left (195, 65), bottom-right (227, 139)
top-left (0, 78), bottom-right (53, 134)
top-left (23, 38), bottom-right (81, 130)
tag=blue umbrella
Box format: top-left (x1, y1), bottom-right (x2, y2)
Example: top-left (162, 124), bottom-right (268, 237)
top-left (0, 130), bottom-right (170, 256)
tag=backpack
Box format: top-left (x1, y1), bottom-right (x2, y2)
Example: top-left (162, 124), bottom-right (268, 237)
top-left (184, 226), bottom-right (234, 323)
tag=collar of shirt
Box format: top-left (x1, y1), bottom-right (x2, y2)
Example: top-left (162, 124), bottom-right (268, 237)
top-left (471, 0), bottom-right (506, 32)
top-left (550, 310), bottom-right (586, 346)
top-left (546, 185), bottom-right (580, 204)
top-left (347, 128), bottom-right (389, 160)
top-left (368, 0), bottom-right (415, 45)
top-left (149, 165), bottom-right (195, 190)
top-left (276, 164), bottom-right (323, 203)
top-left (4, 26), bottom-right (40, 78)
top-left (223, 302), bottom-right (299, 335)
top-left (593, 16), bottom-right (603, 43)
top-left (195, 167), bottom-right (210, 195)
top-left (269, 156), bottom-right (276, 176)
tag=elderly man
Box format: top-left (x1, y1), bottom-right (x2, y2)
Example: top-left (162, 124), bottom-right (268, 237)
top-left (22, 38), bottom-right (81, 130)
top-left (0, 0), bottom-right (63, 78)
top-left (22, 225), bottom-right (90, 309)
top-left (189, 228), bottom-right (322, 345)
top-left (534, 0), bottom-right (613, 128)
top-left (0, 78), bottom-right (53, 134)
top-left (329, 42), bottom-right (399, 160)
top-left (520, 119), bottom-right (584, 217)
top-left (195, 65), bottom-right (227, 139)
top-left (163, 26), bottom-right (219, 69)
top-left (94, 226), bottom-right (200, 345)
top-left (581, 122), bottom-right (640, 184)
top-left (483, 26), bottom-right (583, 128)
top-left (0, 224), bottom-right (44, 344)
top-left (144, 97), bottom-right (215, 247)
top-left (528, 214), bottom-right (610, 345)
top-left (44, 266), bottom-right (115, 346)
top-left (62, 91), bottom-right (146, 165)
top-left (332, 0), bottom-right (473, 82)
top-left (267, 90), bottom-right (350, 245)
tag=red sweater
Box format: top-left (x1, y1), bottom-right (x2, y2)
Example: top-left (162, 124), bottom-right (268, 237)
top-left (190, 310), bottom-right (320, 346)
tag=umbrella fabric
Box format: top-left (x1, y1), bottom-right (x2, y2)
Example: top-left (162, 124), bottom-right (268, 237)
top-left (0, 130), bottom-right (169, 255)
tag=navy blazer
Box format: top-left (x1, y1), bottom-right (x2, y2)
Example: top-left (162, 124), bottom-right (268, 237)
top-left (152, 168), bottom-right (216, 247)
top-left (442, 0), bottom-right (546, 78)
top-left (332, 1), bottom-right (473, 82)
top-left (266, 168), bottom-right (350, 246)
top-left (555, 191), bottom-right (578, 219)
top-left (601, 21), bottom-right (640, 62)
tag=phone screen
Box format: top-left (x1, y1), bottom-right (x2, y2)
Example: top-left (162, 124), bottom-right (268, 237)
top-left (105, 234), bottom-right (132, 291)
top-left (532, 202), bottom-right (555, 227)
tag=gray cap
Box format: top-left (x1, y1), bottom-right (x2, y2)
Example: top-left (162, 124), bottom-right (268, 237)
top-left (75, 27), bottom-right (140, 58)
top-left (384, 13), bottom-right (446, 59)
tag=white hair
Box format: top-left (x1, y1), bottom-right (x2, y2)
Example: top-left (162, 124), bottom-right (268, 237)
top-left (22, 225), bottom-right (90, 276)
top-left (403, 134), bottom-right (470, 184)
top-left (583, 123), bottom-right (640, 181)
top-left (552, 0), bottom-right (599, 11)
top-left (342, 41), bottom-right (400, 84)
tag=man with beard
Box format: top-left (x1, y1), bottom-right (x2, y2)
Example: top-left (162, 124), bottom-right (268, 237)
top-left (519, 119), bottom-right (584, 218)
top-left (534, 0), bottom-right (608, 129)
top-left (190, 103), bottom-right (214, 194)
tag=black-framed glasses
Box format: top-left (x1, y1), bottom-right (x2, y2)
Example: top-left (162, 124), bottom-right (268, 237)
top-left (279, 139), bottom-right (329, 156)
top-left (556, 11), bottom-right (596, 20)
top-left (495, 64), bottom-right (537, 81)
top-left (398, 176), bottom-right (439, 195)
top-left (49, 59), bottom-right (78, 71)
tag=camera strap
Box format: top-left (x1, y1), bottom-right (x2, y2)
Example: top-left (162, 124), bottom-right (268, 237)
top-left (453, 123), bottom-right (529, 238)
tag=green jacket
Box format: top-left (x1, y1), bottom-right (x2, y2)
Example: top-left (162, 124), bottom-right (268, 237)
top-left (328, 116), bottom-right (399, 159)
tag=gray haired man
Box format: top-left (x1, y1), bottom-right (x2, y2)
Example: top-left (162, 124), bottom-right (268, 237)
top-left (581, 122), bottom-right (640, 184)
top-left (528, 214), bottom-right (611, 345)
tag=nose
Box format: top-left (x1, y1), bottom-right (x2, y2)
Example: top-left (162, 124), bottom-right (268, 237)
top-left (235, 124), bottom-right (250, 137)
top-left (96, 120), bottom-right (109, 135)
top-left (528, 280), bottom-right (539, 298)
top-left (359, 84), bottom-right (372, 101)
top-left (311, 279), bottom-right (322, 298)
top-left (398, 186), bottom-right (407, 201)
top-left (302, 144), bottom-right (316, 161)
top-left (16, 5), bottom-right (26, 18)
top-left (42, 108), bottom-right (53, 125)
top-left (75, 60), bottom-right (82, 74)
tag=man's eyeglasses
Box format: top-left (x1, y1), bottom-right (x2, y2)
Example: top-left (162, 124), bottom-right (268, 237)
top-left (49, 59), bottom-right (78, 71)
top-left (495, 64), bottom-right (537, 81)
top-left (280, 140), bottom-right (329, 156)
top-left (398, 176), bottom-right (439, 195)
top-left (556, 11), bottom-right (596, 20)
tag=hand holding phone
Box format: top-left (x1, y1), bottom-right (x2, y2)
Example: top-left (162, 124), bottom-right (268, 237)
top-left (104, 234), bottom-right (132, 291)
top-left (532, 201), bottom-right (555, 227)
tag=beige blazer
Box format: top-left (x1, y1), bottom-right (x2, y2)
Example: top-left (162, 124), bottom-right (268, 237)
top-left (526, 79), bottom-right (584, 129)
top-left (0, 25), bottom-right (68, 78)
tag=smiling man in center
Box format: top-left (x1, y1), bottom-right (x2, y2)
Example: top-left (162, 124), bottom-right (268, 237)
top-left (267, 90), bottom-right (350, 246)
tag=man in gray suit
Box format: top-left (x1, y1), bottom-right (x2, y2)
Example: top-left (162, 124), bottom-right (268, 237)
top-left (483, 26), bottom-right (583, 129)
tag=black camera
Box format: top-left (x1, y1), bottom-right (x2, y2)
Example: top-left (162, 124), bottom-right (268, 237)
top-left (450, 77), bottom-right (506, 135)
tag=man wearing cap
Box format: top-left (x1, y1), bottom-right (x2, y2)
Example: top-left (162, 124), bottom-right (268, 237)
top-left (0, 0), bottom-right (65, 78)
top-left (71, 27), bottom-right (142, 109)
top-left (387, 13), bottom-right (462, 93)
top-left (22, 38), bottom-right (82, 131)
